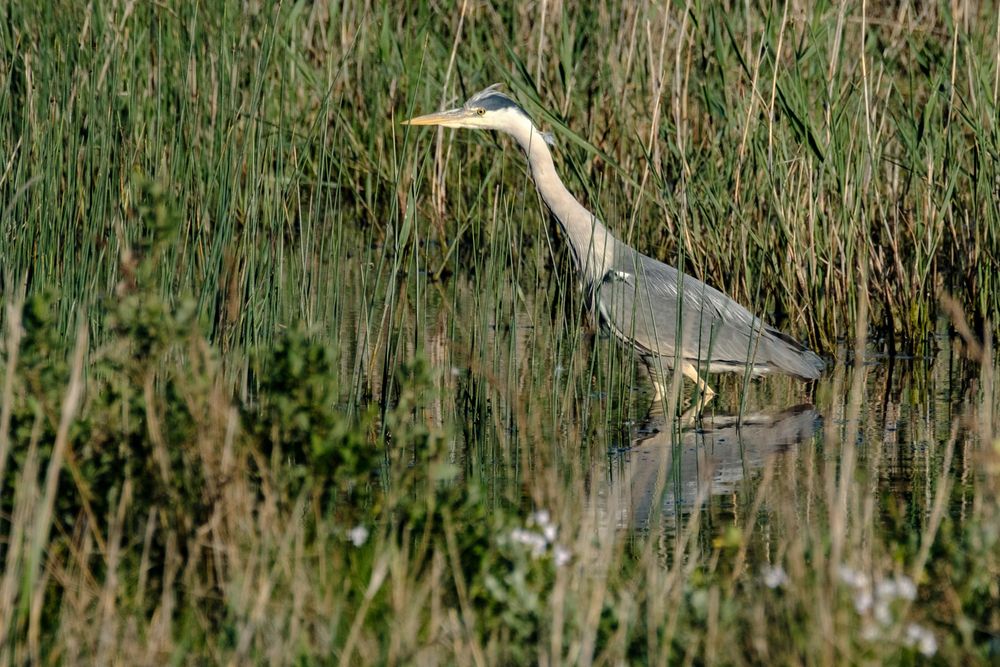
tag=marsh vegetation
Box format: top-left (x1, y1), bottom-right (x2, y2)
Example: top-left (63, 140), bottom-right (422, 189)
top-left (1, 1), bottom-right (998, 663)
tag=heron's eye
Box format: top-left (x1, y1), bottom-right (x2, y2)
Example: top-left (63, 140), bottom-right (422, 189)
top-left (476, 107), bottom-right (486, 116)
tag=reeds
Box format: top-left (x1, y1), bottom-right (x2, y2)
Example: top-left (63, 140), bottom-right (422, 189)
top-left (0, 0), bottom-right (998, 663)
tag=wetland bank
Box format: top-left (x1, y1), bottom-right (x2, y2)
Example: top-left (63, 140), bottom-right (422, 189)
top-left (1, 1), bottom-right (998, 663)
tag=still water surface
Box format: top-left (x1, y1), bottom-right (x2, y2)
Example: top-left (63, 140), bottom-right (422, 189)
top-left (335, 252), bottom-right (980, 543)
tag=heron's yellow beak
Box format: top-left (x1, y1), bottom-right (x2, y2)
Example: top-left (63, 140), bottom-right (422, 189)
top-left (401, 107), bottom-right (470, 127)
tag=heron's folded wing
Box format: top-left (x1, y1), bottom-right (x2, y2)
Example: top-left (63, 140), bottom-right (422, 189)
top-left (596, 254), bottom-right (766, 366)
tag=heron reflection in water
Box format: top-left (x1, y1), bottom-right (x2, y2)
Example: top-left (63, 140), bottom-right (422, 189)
top-left (600, 403), bottom-right (823, 531)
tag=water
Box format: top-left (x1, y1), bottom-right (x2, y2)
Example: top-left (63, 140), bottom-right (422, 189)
top-left (601, 403), bottom-right (823, 532)
top-left (592, 347), bottom-right (979, 540)
top-left (330, 236), bottom-right (984, 547)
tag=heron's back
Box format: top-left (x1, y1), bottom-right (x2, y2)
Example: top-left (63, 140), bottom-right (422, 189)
top-left (595, 250), bottom-right (824, 380)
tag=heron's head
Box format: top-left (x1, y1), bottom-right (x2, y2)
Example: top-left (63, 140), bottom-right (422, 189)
top-left (402, 84), bottom-right (535, 135)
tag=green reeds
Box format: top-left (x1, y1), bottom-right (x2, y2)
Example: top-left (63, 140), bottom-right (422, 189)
top-left (0, 1), bottom-right (998, 663)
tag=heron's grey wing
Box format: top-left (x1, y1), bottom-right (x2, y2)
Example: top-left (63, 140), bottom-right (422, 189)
top-left (630, 256), bottom-right (824, 379)
top-left (595, 252), bottom-right (766, 368)
top-left (594, 267), bottom-right (673, 357)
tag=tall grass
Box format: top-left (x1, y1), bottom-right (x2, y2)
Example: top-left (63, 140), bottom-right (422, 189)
top-left (0, 0), bottom-right (998, 663)
top-left (1, 2), bottom-right (997, 348)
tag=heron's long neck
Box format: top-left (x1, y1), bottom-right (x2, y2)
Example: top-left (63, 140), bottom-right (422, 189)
top-left (512, 125), bottom-right (617, 288)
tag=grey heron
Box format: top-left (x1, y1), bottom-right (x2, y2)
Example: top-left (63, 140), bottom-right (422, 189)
top-left (404, 84), bottom-right (824, 408)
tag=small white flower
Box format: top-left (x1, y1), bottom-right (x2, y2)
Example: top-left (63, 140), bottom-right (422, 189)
top-left (510, 528), bottom-right (534, 545)
top-left (761, 565), bottom-right (789, 589)
top-left (543, 524), bottom-right (558, 543)
top-left (853, 590), bottom-right (873, 614)
top-left (511, 528), bottom-right (548, 556)
top-left (860, 622), bottom-right (881, 641)
top-left (838, 565), bottom-right (868, 589)
top-left (875, 579), bottom-right (898, 600)
top-left (873, 600), bottom-right (892, 626)
top-left (553, 545), bottom-right (572, 567)
top-left (532, 510), bottom-right (551, 528)
top-left (348, 525), bottom-right (369, 547)
top-left (894, 575), bottom-right (917, 601)
top-left (904, 623), bottom-right (937, 657)
top-left (918, 631), bottom-right (938, 657)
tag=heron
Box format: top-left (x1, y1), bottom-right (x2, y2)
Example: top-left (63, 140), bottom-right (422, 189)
top-left (403, 84), bottom-right (824, 410)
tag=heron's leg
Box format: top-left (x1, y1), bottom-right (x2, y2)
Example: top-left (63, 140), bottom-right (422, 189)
top-left (679, 394), bottom-right (717, 422)
top-left (681, 361), bottom-right (715, 407)
top-left (651, 378), bottom-right (666, 403)
top-left (648, 361), bottom-right (714, 409)
top-left (640, 359), bottom-right (668, 405)
top-left (680, 361), bottom-right (715, 424)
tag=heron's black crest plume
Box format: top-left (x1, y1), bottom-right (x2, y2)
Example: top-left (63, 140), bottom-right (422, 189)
top-left (464, 84), bottom-right (554, 145)
top-left (464, 84), bottom-right (530, 117)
